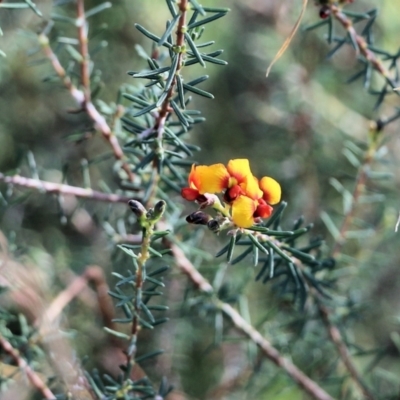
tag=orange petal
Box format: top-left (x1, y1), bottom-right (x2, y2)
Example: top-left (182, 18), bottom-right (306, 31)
top-left (188, 164), bottom-right (200, 189)
top-left (231, 196), bottom-right (256, 228)
top-left (181, 187), bottom-right (200, 201)
top-left (255, 202), bottom-right (273, 218)
top-left (193, 164), bottom-right (229, 194)
top-left (227, 159), bottom-right (252, 183)
top-left (242, 174), bottom-right (263, 200)
top-left (259, 176), bottom-right (281, 205)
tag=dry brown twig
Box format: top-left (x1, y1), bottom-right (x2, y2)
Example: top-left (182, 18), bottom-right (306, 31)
top-left (330, 5), bottom-right (399, 90)
top-left (0, 335), bottom-right (56, 399)
top-left (0, 173), bottom-right (133, 204)
top-left (38, 0), bottom-right (134, 182)
top-left (161, 228), bottom-right (334, 400)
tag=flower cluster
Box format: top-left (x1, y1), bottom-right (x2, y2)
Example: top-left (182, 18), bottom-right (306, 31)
top-left (181, 159), bottom-right (281, 229)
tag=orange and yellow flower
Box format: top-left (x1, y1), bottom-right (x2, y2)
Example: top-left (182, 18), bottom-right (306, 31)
top-left (181, 159), bottom-right (281, 229)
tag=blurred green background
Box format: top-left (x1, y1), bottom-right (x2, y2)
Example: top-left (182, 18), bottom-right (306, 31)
top-left (1, 1), bottom-right (400, 399)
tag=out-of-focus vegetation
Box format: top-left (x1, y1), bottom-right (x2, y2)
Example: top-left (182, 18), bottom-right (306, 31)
top-left (1, 1), bottom-right (400, 399)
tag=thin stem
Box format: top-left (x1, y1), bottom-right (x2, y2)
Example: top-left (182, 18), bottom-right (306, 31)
top-left (0, 335), bottom-right (56, 399)
top-left (0, 173), bottom-right (133, 203)
top-left (217, 300), bottom-right (333, 400)
top-left (40, 266), bottom-right (115, 331)
top-left (38, 34), bottom-right (134, 182)
top-left (145, 0), bottom-right (188, 207)
top-left (318, 302), bottom-right (376, 400)
top-left (330, 5), bottom-right (399, 90)
top-left (155, 0), bottom-right (188, 138)
top-left (76, 0), bottom-right (91, 104)
top-left (124, 221), bottom-right (154, 379)
top-left (331, 127), bottom-right (380, 257)
top-left (163, 230), bottom-right (333, 400)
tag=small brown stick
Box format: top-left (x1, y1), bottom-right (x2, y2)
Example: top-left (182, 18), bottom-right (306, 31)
top-left (38, 34), bottom-right (134, 182)
top-left (41, 266), bottom-right (115, 330)
top-left (164, 233), bottom-right (333, 400)
top-left (330, 5), bottom-right (398, 89)
top-left (331, 157), bottom-right (371, 258)
top-left (76, 0), bottom-right (91, 104)
top-left (318, 303), bottom-right (376, 400)
top-left (331, 122), bottom-right (381, 257)
top-left (0, 173), bottom-right (133, 204)
top-left (144, 0), bottom-right (189, 207)
top-left (0, 335), bottom-right (56, 399)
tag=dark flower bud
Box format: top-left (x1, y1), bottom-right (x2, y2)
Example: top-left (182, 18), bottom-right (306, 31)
top-left (128, 200), bottom-right (146, 218)
top-left (207, 219), bottom-right (221, 233)
top-left (186, 211), bottom-right (211, 225)
top-left (319, 5), bottom-right (330, 19)
top-left (153, 200), bottom-right (166, 219)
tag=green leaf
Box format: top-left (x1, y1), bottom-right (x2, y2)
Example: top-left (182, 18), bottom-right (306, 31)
top-left (264, 201), bottom-right (287, 228)
top-left (163, 54), bottom-right (180, 93)
top-left (135, 350), bottom-right (164, 363)
top-left (176, 75), bottom-right (185, 108)
top-left (183, 82), bottom-right (214, 99)
top-left (171, 100), bottom-right (189, 128)
top-left (248, 234), bottom-right (269, 255)
top-left (281, 246), bottom-right (316, 263)
top-left (129, 66), bottom-right (170, 78)
top-left (231, 246), bottom-right (253, 265)
top-left (227, 235), bottom-right (237, 263)
top-left (135, 23), bottom-right (172, 48)
top-left (85, 2), bottom-right (111, 19)
top-left (148, 266), bottom-right (169, 277)
top-left (158, 15), bottom-right (180, 46)
top-left (159, 174), bottom-right (182, 193)
top-left (104, 327), bottom-right (130, 340)
top-left (264, 240), bottom-right (293, 264)
top-left (131, 103), bottom-right (157, 118)
top-left (117, 245), bottom-right (138, 258)
top-left (140, 302), bottom-right (155, 323)
top-left (166, 0), bottom-right (177, 17)
top-left (320, 211), bottom-right (340, 239)
top-left (189, 0), bottom-right (206, 15)
top-left (188, 12), bottom-right (227, 30)
top-left (184, 32), bottom-right (205, 67)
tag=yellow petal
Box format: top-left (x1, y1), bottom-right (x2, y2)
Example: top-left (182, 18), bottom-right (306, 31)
top-left (242, 174), bottom-right (263, 200)
top-left (231, 196), bottom-right (256, 228)
top-left (194, 164), bottom-right (229, 194)
top-left (227, 159), bottom-right (252, 183)
top-left (259, 177), bottom-right (281, 205)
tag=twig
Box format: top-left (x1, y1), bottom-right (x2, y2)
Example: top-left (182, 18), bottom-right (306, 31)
top-left (330, 5), bottom-right (399, 90)
top-left (0, 173), bottom-right (133, 203)
top-left (38, 33), bottom-right (134, 182)
top-left (40, 266), bottom-right (115, 330)
top-left (165, 234), bottom-right (333, 400)
top-left (0, 335), bottom-right (56, 399)
top-left (144, 0), bottom-right (188, 207)
top-left (318, 302), bottom-right (376, 400)
top-left (331, 127), bottom-right (379, 257)
top-left (124, 217), bottom-right (154, 379)
top-left (76, 0), bottom-right (91, 104)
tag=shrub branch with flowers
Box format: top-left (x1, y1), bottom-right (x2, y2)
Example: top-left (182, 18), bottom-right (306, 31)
top-left (181, 159), bottom-right (281, 229)
top-left (0, 1), bottom-right (399, 400)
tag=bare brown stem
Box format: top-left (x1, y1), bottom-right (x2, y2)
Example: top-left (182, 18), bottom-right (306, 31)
top-left (331, 141), bottom-right (376, 257)
top-left (41, 266), bottom-right (115, 330)
top-left (330, 5), bottom-right (398, 89)
top-left (76, 0), bottom-right (91, 104)
top-left (145, 0), bottom-right (188, 207)
top-left (0, 335), bottom-right (56, 399)
top-left (164, 232), bottom-right (333, 400)
top-left (0, 173), bottom-right (133, 203)
top-left (38, 34), bottom-right (134, 181)
top-left (318, 303), bottom-right (376, 400)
